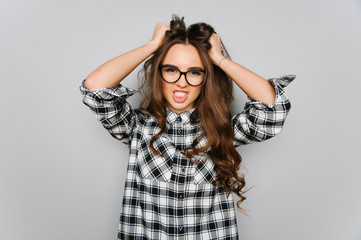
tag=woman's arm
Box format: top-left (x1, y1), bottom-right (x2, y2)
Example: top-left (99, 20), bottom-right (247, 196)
top-left (209, 33), bottom-right (276, 105)
top-left (85, 23), bottom-right (170, 90)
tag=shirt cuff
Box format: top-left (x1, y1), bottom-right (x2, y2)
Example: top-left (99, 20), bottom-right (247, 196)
top-left (246, 74), bottom-right (295, 110)
top-left (79, 79), bottom-right (138, 100)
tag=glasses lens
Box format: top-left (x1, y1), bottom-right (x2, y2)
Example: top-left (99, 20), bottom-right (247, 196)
top-left (186, 70), bottom-right (205, 86)
top-left (160, 65), bottom-right (205, 86)
top-left (161, 66), bottom-right (180, 83)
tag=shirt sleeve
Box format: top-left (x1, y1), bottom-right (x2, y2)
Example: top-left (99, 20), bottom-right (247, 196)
top-left (232, 75), bottom-right (295, 147)
top-left (79, 80), bottom-right (138, 145)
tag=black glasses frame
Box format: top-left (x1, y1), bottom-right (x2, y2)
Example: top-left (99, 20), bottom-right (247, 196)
top-left (159, 64), bottom-right (206, 86)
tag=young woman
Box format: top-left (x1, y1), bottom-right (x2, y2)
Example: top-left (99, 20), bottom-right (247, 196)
top-left (80, 16), bottom-right (294, 240)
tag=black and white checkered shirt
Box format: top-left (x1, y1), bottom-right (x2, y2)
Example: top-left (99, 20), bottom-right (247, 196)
top-left (80, 75), bottom-right (295, 240)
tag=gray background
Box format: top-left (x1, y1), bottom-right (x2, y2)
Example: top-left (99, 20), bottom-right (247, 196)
top-left (1, 0), bottom-right (360, 239)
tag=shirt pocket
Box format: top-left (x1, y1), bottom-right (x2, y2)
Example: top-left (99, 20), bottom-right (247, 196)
top-left (193, 154), bottom-right (217, 185)
top-left (136, 135), bottom-right (175, 182)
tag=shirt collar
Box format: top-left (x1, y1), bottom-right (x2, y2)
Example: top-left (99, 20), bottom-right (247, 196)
top-left (166, 108), bottom-right (198, 125)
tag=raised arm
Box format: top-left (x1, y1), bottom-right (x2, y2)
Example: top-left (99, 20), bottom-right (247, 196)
top-left (85, 23), bottom-right (170, 90)
top-left (208, 33), bottom-right (276, 105)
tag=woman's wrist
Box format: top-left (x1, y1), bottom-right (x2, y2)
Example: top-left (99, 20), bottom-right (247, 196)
top-left (217, 56), bottom-right (228, 67)
top-left (213, 54), bottom-right (227, 67)
top-left (146, 41), bottom-right (160, 53)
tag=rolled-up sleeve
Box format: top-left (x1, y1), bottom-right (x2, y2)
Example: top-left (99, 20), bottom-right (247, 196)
top-left (232, 75), bottom-right (295, 147)
top-left (79, 80), bottom-right (138, 145)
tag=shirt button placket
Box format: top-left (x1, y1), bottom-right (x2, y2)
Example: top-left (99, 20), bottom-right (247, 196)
top-left (179, 225), bottom-right (184, 235)
top-left (177, 157), bottom-right (186, 236)
top-left (177, 190), bottom-right (185, 236)
top-left (175, 115), bottom-right (185, 235)
top-left (174, 116), bottom-right (183, 148)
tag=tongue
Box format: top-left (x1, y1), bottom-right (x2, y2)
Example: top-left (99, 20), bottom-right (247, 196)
top-left (173, 92), bottom-right (187, 103)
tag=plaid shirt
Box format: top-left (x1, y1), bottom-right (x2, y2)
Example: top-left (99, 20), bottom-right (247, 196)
top-left (80, 75), bottom-right (295, 240)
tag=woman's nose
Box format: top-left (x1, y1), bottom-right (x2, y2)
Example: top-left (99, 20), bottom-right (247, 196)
top-left (176, 73), bottom-right (188, 87)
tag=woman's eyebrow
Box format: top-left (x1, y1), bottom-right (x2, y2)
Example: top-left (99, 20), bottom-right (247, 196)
top-left (161, 64), bottom-right (178, 68)
top-left (188, 67), bottom-right (204, 70)
top-left (162, 64), bottom-right (204, 70)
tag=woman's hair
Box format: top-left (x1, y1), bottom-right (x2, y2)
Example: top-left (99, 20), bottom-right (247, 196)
top-left (139, 15), bottom-right (246, 210)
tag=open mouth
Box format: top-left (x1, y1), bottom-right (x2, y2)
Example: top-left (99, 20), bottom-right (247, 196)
top-left (173, 90), bottom-right (188, 103)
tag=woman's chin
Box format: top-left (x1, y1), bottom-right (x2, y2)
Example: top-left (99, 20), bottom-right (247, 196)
top-left (168, 101), bottom-right (192, 113)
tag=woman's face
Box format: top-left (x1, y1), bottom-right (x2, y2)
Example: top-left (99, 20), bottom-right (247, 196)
top-left (161, 44), bottom-right (203, 113)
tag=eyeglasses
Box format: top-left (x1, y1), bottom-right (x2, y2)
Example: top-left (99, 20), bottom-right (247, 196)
top-left (159, 64), bottom-right (206, 86)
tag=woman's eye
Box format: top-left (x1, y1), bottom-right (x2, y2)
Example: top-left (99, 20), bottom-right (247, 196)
top-left (165, 68), bottom-right (177, 73)
top-left (190, 71), bottom-right (201, 76)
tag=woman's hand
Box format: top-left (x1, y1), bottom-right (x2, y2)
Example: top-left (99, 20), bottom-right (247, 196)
top-left (85, 22), bottom-right (169, 89)
top-left (150, 22), bottom-right (170, 49)
top-left (208, 33), bottom-right (225, 66)
top-left (208, 33), bottom-right (276, 105)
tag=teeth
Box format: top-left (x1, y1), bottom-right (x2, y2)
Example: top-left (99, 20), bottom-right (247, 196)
top-left (174, 92), bottom-right (186, 97)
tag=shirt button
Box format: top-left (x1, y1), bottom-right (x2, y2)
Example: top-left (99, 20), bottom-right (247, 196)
top-left (179, 194), bottom-right (184, 200)
top-left (177, 129), bottom-right (182, 134)
top-left (179, 226), bottom-right (184, 232)
top-left (181, 167), bottom-right (185, 173)
top-left (176, 116), bottom-right (182, 122)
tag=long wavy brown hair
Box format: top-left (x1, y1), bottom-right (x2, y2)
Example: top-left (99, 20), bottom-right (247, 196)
top-left (139, 15), bottom-right (247, 210)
